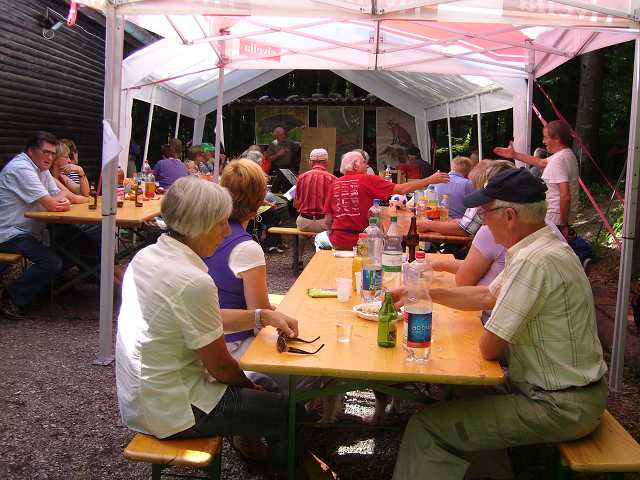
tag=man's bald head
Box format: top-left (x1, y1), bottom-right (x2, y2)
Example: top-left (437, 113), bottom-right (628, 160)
top-left (340, 150), bottom-right (366, 174)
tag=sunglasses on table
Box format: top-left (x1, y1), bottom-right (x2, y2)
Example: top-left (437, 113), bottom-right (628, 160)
top-left (276, 332), bottom-right (324, 355)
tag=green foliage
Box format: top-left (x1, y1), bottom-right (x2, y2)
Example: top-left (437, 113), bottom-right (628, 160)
top-left (435, 131), bottom-right (472, 159)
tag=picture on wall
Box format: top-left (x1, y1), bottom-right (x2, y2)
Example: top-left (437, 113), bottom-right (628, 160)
top-left (317, 106), bottom-right (364, 162)
top-left (255, 106), bottom-right (309, 145)
top-left (375, 107), bottom-right (421, 172)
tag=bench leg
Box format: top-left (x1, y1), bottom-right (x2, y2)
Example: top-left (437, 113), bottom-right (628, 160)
top-left (205, 452), bottom-right (222, 480)
top-left (151, 463), bottom-right (164, 480)
top-left (293, 236), bottom-right (300, 275)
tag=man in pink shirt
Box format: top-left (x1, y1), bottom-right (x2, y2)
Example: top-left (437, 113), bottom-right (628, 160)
top-left (294, 148), bottom-right (336, 233)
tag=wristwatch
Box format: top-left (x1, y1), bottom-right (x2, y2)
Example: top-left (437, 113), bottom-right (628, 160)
top-left (254, 308), bottom-right (263, 333)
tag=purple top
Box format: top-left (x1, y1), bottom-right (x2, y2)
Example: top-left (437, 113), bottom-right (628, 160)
top-left (472, 225), bottom-right (506, 286)
top-left (153, 158), bottom-right (188, 189)
top-left (435, 171), bottom-right (474, 219)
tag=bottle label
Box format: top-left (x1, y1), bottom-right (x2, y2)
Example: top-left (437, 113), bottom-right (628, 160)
top-left (89, 197), bottom-right (95, 206)
top-left (407, 312), bottom-right (432, 348)
top-left (362, 268), bottom-right (381, 291)
top-left (382, 252), bottom-right (402, 272)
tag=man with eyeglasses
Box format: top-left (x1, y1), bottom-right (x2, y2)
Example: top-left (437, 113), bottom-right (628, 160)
top-left (392, 168), bottom-right (607, 480)
top-left (0, 131), bottom-right (78, 320)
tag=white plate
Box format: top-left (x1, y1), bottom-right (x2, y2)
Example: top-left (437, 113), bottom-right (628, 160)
top-left (352, 302), bottom-right (381, 321)
top-left (333, 250), bottom-right (354, 258)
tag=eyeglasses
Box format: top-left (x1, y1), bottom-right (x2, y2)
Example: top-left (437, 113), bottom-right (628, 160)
top-left (477, 206), bottom-right (505, 220)
top-left (276, 333), bottom-right (324, 355)
top-left (39, 148), bottom-right (56, 157)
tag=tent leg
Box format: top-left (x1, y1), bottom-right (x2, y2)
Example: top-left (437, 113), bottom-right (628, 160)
top-left (95, 5), bottom-right (124, 366)
top-left (525, 42), bottom-right (535, 159)
top-left (213, 65), bottom-right (225, 182)
top-left (142, 86), bottom-right (156, 164)
top-left (446, 103), bottom-right (453, 168)
top-left (610, 38), bottom-right (640, 392)
top-left (476, 95), bottom-right (482, 161)
top-left (174, 98), bottom-right (182, 139)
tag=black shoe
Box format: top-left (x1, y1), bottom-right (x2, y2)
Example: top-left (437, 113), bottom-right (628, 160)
top-left (1, 298), bottom-right (27, 321)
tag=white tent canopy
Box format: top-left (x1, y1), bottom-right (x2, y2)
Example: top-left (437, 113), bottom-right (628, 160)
top-left (77, 0), bottom-right (639, 393)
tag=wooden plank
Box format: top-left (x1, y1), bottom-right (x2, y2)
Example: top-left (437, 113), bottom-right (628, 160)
top-left (559, 410), bottom-right (640, 472)
top-left (240, 251), bottom-right (503, 385)
top-left (124, 433), bottom-right (222, 468)
top-left (268, 227), bottom-right (317, 237)
top-left (419, 232), bottom-right (471, 245)
top-left (25, 198), bottom-right (162, 227)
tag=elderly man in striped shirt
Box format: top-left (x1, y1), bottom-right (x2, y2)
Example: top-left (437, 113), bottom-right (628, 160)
top-left (392, 168), bottom-right (607, 480)
top-left (294, 148), bottom-right (336, 233)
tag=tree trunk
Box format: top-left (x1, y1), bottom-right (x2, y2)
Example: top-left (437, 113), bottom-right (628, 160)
top-left (573, 50), bottom-right (605, 179)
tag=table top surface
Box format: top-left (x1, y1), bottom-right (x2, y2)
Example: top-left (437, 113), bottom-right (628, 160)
top-left (24, 198), bottom-right (162, 226)
top-left (240, 250), bottom-right (504, 385)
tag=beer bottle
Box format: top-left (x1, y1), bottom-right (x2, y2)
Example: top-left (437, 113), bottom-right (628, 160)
top-left (377, 291), bottom-right (398, 348)
top-left (88, 183), bottom-right (97, 210)
top-left (135, 181), bottom-right (144, 207)
top-left (405, 208), bottom-right (419, 262)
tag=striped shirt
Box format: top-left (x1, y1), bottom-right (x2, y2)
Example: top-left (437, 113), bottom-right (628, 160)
top-left (457, 207), bottom-right (482, 236)
top-left (486, 226), bottom-right (607, 391)
top-left (296, 164), bottom-right (335, 216)
top-left (66, 171), bottom-right (81, 184)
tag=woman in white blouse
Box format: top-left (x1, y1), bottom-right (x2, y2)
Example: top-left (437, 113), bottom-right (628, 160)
top-left (116, 176), bottom-right (297, 467)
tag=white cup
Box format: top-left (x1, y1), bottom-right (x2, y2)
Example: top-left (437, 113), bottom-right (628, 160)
top-left (336, 277), bottom-right (352, 302)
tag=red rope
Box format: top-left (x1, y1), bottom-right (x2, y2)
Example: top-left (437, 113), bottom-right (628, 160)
top-left (535, 82), bottom-right (625, 205)
top-left (532, 103), bottom-right (621, 247)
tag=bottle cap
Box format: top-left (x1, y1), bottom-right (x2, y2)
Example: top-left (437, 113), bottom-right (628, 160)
top-left (373, 199), bottom-right (380, 205)
top-left (416, 251), bottom-right (426, 259)
top-left (391, 216), bottom-right (398, 222)
top-left (369, 217), bottom-right (378, 225)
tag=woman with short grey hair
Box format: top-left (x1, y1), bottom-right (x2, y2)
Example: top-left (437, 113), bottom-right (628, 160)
top-left (116, 176), bottom-right (297, 466)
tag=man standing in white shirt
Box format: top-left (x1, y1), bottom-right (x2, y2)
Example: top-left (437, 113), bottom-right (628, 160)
top-left (494, 120), bottom-right (579, 238)
top-left (0, 132), bottom-right (73, 320)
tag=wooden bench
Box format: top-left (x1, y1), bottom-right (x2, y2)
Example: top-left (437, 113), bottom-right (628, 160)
top-left (268, 227), bottom-right (317, 275)
top-left (0, 253), bottom-right (24, 264)
top-left (557, 410), bottom-right (640, 477)
top-left (124, 433), bottom-right (222, 480)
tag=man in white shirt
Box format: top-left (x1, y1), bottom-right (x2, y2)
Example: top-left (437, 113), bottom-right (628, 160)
top-left (0, 132), bottom-right (74, 320)
top-left (494, 120), bottom-right (579, 238)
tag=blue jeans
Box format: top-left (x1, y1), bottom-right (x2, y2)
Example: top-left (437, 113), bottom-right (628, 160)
top-left (0, 234), bottom-right (63, 307)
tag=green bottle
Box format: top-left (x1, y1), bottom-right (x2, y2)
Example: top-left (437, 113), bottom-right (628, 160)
top-left (377, 291), bottom-right (398, 348)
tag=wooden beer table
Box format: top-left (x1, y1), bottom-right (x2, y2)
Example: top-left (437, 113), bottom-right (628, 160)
top-left (25, 198), bottom-right (162, 295)
top-left (240, 250), bottom-right (503, 477)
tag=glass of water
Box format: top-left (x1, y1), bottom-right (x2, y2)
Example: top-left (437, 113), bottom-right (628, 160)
top-left (336, 311), bottom-right (354, 344)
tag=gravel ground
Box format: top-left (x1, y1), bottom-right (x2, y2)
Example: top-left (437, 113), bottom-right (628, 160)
top-left (2, 237), bottom-right (640, 479)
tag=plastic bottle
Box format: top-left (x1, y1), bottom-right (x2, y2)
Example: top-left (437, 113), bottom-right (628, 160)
top-left (404, 255), bottom-right (433, 362)
top-left (145, 170), bottom-right (156, 199)
top-left (426, 185), bottom-right (438, 208)
top-left (141, 160), bottom-right (152, 180)
top-left (382, 215), bottom-right (403, 291)
top-left (352, 234), bottom-right (369, 292)
top-left (439, 194), bottom-right (449, 222)
top-left (384, 164), bottom-right (392, 181)
top-left (362, 218), bottom-right (383, 302)
top-left (377, 291), bottom-right (398, 348)
top-left (368, 199), bottom-right (382, 226)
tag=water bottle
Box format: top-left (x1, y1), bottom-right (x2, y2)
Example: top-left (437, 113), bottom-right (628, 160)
top-left (368, 199), bottom-right (382, 226)
top-left (426, 185), bottom-right (437, 208)
top-left (404, 251), bottom-right (433, 362)
top-left (141, 160), bottom-right (152, 181)
top-left (439, 194), bottom-right (449, 222)
top-left (382, 216), bottom-right (403, 291)
top-left (362, 218), bottom-right (383, 302)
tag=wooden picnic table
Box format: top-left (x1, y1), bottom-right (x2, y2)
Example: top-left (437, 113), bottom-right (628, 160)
top-left (241, 249), bottom-right (503, 478)
top-left (24, 197), bottom-right (162, 227)
top-left (380, 207), bottom-right (471, 245)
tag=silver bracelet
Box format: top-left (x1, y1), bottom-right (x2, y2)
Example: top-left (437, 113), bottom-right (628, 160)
top-left (254, 308), bottom-right (263, 333)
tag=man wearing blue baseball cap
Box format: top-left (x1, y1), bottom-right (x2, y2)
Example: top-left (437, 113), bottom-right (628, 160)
top-left (392, 168), bottom-right (607, 480)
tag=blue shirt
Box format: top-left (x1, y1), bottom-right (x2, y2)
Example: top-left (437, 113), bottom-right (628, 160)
top-left (435, 171), bottom-right (474, 219)
top-left (0, 153), bottom-right (61, 243)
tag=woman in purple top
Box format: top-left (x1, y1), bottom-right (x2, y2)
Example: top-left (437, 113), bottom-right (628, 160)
top-left (431, 160), bottom-right (514, 323)
top-left (153, 144), bottom-right (188, 189)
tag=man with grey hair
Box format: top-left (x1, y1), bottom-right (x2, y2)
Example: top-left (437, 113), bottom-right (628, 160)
top-left (294, 148), bottom-right (335, 233)
top-left (316, 150), bottom-right (448, 250)
top-left (392, 168), bottom-right (607, 480)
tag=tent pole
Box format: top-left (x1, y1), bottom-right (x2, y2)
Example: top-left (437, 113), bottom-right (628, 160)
top-left (174, 97), bottom-right (182, 139)
top-left (213, 31), bottom-right (228, 183)
top-left (476, 95), bottom-right (482, 161)
top-left (610, 38), bottom-right (640, 392)
top-left (525, 40), bottom-right (535, 162)
top-left (95, 4), bottom-right (124, 366)
top-left (142, 86), bottom-right (156, 163)
top-left (446, 103), bottom-right (453, 168)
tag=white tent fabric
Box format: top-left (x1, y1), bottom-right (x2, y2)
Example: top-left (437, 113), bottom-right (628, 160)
top-left (80, 0), bottom-right (639, 393)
